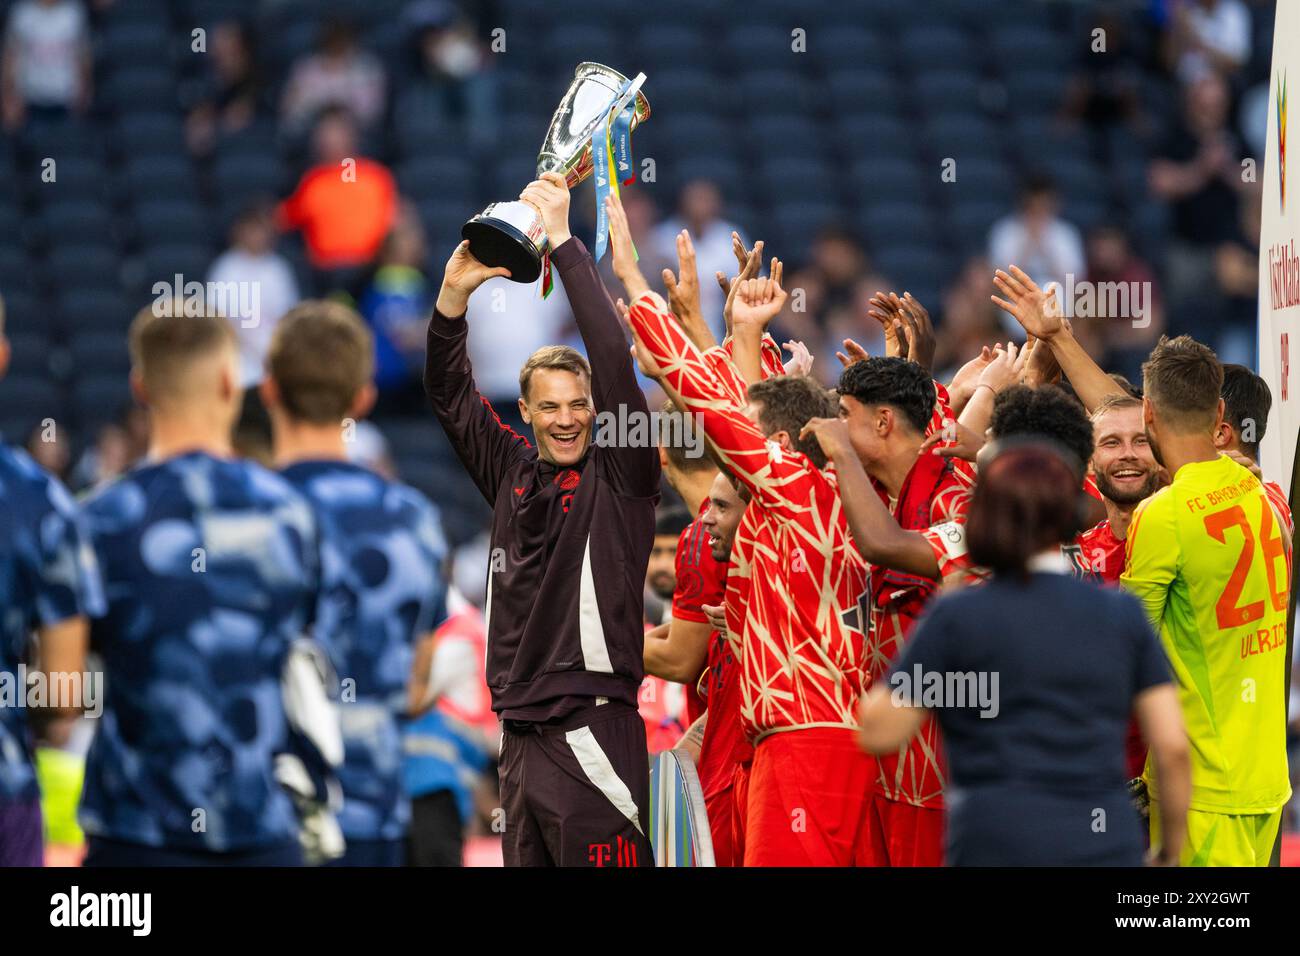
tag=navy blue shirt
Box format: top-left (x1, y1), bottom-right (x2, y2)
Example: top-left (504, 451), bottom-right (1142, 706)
top-left (0, 443), bottom-right (104, 802)
top-left (893, 571), bottom-right (1170, 792)
top-left (891, 570), bottom-right (1170, 865)
top-left (282, 460), bottom-right (447, 841)
top-left (79, 452), bottom-right (319, 851)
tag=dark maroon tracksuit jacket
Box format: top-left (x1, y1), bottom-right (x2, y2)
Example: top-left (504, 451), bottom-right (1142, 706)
top-left (424, 237), bottom-right (659, 866)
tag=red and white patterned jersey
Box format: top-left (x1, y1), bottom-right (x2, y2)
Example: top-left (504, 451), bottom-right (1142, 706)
top-left (867, 456), bottom-right (979, 809)
top-left (628, 292), bottom-right (869, 741)
top-left (1076, 518), bottom-right (1125, 584)
top-left (1264, 480), bottom-right (1293, 538)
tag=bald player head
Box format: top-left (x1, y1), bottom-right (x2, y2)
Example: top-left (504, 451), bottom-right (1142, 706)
top-left (128, 304), bottom-right (242, 455)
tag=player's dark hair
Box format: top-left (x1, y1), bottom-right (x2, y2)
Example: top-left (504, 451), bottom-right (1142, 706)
top-left (1220, 363), bottom-right (1271, 460)
top-left (836, 357), bottom-right (935, 436)
top-left (968, 444), bottom-right (1082, 577)
top-left (1142, 334), bottom-right (1223, 432)
top-left (989, 385), bottom-right (1094, 467)
top-left (746, 375), bottom-right (838, 470)
top-left (656, 505), bottom-right (692, 538)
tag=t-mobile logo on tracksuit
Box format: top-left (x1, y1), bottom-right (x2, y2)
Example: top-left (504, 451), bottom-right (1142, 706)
top-left (588, 836), bottom-right (639, 867)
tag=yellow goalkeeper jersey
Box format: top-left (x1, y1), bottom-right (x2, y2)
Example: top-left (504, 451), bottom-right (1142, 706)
top-left (1121, 454), bottom-right (1292, 814)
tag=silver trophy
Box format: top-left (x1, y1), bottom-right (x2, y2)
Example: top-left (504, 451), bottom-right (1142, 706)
top-left (463, 62), bottom-right (650, 283)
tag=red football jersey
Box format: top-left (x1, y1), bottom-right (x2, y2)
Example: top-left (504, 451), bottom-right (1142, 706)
top-left (628, 292), bottom-right (869, 741)
top-left (697, 578), bottom-right (754, 801)
top-left (867, 460), bottom-right (979, 810)
top-left (1264, 480), bottom-right (1293, 537)
top-left (671, 502), bottom-right (727, 725)
top-left (1076, 517), bottom-right (1125, 583)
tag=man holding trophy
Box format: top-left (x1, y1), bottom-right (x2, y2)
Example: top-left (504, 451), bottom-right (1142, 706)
top-left (424, 65), bottom-right (659, 867)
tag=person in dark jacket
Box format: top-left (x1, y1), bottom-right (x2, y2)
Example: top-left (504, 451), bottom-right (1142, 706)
top-left (424, 171), bottom-right (660, 867)
top-left (857, 440), bottom-right (1191, 866)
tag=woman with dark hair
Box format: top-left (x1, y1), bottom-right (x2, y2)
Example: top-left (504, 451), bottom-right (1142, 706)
top-left (857, 441), bottom-right (1191, 866)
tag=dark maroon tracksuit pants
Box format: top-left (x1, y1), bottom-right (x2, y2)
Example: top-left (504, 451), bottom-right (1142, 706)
top-left (499, 701), bottom-right (654, 867)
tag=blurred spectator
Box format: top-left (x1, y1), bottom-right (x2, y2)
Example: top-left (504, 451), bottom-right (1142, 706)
top-left (650, 180), bottom-right (744, 335)
top-left (184, 20), bottom-right (268, 157)
top-left (357, 206), bottom-right (433, 414)
top-left (278, 105), bottom-right (398, 286)
top-left (405, 0), bottom-right (499, 151)
top-left (933, 256), bottom-right (1005, 379)
top-left (1165, 0), bottom-right (1251, 84)
top-left (281, 18), bottom-right (386, 134)
top-left (24, 421), bottom-right (69, 481)
top-left (1212, 185), bottom-right (1263, 367)
top-left (779, 225), bottom-right (889, 373)
top-left (1084, 224), bottom-right (1164, 381)
top-left (345, 419), bottom-right (399, 480)
top-left (1, 0), bottom-right (91, 131)
top-left (1149, 73), bottom-right (1248, 344)
top-left (1062, 3), bottom-right (1146, 136)
top-left (70, 421), bottom-right (129, 491)
top-left (988, 173), bottom-right (1086, 303)
top-left (207, 201), bottom-right (301, 387)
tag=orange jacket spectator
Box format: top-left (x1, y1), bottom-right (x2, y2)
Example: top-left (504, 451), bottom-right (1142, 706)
top-left (278, 157), bottom-right (397, 269)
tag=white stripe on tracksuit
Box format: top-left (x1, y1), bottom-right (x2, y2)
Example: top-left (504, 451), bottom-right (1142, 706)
top-left (565, 725), bottom-right (643, 835)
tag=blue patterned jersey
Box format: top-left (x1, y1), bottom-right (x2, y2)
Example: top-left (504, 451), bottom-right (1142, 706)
top-left (0, 443), bottom-right (104, 802)
top-left (79, 451), bottom-right (319, 851)
top-left (282, 460), bottom-right (447, 841)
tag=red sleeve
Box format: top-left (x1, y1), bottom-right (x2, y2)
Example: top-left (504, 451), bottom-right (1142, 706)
top-left (671, 519), bottom-right (726, 623)
top-left (627, 291), bottom-right (823, 523)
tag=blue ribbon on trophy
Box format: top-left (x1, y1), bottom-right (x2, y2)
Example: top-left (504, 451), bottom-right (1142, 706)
top-left (593, 79), bottom-right (639, 263)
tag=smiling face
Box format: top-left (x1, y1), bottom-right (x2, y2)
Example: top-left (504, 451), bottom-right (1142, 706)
top-left (1091, 403), bottom-right (1161, 506)
top-left (519, 367), bottom-right (593, 467)
top-left (699, 471), bottom-right (746, 563)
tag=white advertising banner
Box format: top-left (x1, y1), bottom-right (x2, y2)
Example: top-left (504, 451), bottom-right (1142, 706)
top-left (1258, 2), bottom-right (1300, 497)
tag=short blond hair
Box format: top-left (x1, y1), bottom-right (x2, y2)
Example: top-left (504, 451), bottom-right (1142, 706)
top-left (268, 300), bottom-right (374, 423)
top-left (128, 304), bottom-right (236, 401)
top-left (519, 345), bottom-right (590, 401)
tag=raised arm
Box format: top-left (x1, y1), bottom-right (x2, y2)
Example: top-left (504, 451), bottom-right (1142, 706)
top-left (523, 174), bottom-right (658, 497)
top-left (425, 241), bottom-right (530, 503)
top-left (800, 417), bottom-right (942, 578)
top-left (625, 284), bottom-right (820, 522)
top-left (991, 265), bottom-right (1124, 413)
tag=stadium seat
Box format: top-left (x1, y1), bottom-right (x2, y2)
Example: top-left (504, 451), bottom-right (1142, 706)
top-left (5, 331), bottom-right (53, 378)
top-left (57, 288), bottom-right (138, 336)
top-left (101, 68), bottom-right (181, 114)
top-left (825, 70), bottom-right (902, 119)
top-left (398, 157), bottom-right (479, 203)
top-left (69, 333), bottom-right (133, 378)
top-left (0, 375), bottom-right (64, 434)
top-left (632, 26), bottom-right (712, 71)
top-left (737, 69), bottom-right (822, 118)
top-left (38, 200), bottom-right (117, 248)
top-left (755, 158), bottom-right (840, 205)
top-left (745, 116), bottom-right (825, 160)
top-left (121, 155), bottom-right (201, 202)
top-left (861, 201), bottom-right (939, 250)
top-left (899, 27), bottom-right (978, 73)
top-left (134, 200), bottom-right (213, 247)
top-left (72, 374), bottom-right (134, 431)
top-left (850, 158), bottom-right (929, 206)
top-left (912, 71), bottom-right (991, 116)
top-left (44, 246), bottom-right (122, 294)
